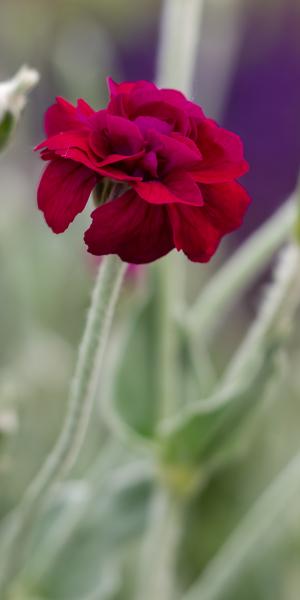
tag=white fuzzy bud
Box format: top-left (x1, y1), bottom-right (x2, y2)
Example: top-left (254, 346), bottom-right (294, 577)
top-left (0, 65), bottom-right (40, 150)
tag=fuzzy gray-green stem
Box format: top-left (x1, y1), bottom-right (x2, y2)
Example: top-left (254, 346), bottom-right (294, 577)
top-left (0, 255), bottom-right (125, 597)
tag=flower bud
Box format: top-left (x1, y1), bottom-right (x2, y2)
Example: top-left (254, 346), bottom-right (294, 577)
top-left (0, 65), bottom-right (39, 151)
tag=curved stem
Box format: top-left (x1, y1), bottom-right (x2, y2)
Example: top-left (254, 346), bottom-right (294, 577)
top-left (0, 255), bottom-right (125, 597)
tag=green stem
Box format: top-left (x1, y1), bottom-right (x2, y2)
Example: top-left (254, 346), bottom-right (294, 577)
top-left (185, 195), bottom-right (296, 339)
top-left (135, 3), bottom-right (205, 600)
top-left (156, 257), bottom-right (177, 420)
top-left (155, 0), bottom-right (205, 414)
top-left (155, 0), bottom-right (205, 341)
top-left (0, 255), bottom-right (125, 597)
top-left (157, 0), bottom-right (204, 94)
top-left (225, 243), bottom-right (300, 383)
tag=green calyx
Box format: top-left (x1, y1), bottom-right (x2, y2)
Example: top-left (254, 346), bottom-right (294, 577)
top-left (0, 112), bottom-right (15, 152)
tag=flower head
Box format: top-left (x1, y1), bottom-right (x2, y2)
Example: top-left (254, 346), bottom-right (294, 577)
top-left (35, 79), bottom-right (250, 264)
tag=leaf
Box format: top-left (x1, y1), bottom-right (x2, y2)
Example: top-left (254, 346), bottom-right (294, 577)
top-left (111, 292), bottom-right (160, 439)
top-left (158, 342), bottom-right (279, 472)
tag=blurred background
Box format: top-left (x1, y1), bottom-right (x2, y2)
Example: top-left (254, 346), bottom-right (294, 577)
top-left (1, 0), bottom-right (300, 599)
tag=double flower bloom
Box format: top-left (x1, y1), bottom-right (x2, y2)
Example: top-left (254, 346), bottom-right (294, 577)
top-left (35, 78), bottom-right (250, 264)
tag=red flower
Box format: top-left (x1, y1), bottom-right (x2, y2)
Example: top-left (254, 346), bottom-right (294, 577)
top-left (35, 79), bottom-right (250, 264)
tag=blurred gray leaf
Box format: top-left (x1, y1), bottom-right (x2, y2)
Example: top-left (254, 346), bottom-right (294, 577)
top-left (18, 457), bottom-right (153, 599)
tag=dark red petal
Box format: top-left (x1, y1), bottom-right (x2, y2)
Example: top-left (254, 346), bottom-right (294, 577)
top-left (160, 89), bottom-right (205, 122)
top-left (96, 151), bottom-right (144, 168)
top-left (44, 97), bottom-right (94, 137)
top-left (171, 132), bottom-right (203, 157)
top-left (168, 181), bottom-right (251, 262)
top-left (201, 181), bottom-right (251, 231)
top-left (84, 190), bottom-right (174, 264)
top-left (133, 99), bottom-right (189, 134)
top-left (134, 172), bottom-right (203, 206)
top-left (35, 131), bottom-right (99, 172)
top-left (192, 119), bottom-right (249, 183)
top-left (90, 111), bottom-right (144, 157)
top-left (76, 99), bottom-right (95, 116)
top-left (45, 98), bottom-right (77, 137)
top-left (107, 82), bottom-right (203, 134)
top-left (159, 88), bottom-right (187, 105)
top-left (36, 132), bottom-right (143, 181)
top-left (107, 78), bottom-right (156, 98)
top-left (130, 86), bottom-right (204, 133)
top-left (165, 172), bottom-right (204, 205)
top-left (107, 79), bottom-right (157, 118)
top-left (38, 159), bottom-right (97, 234)
top-left (168, 203), bottom-right (221, 262)
top-left (141, 151), bottom-right (158, 178)
top-left (134, 115), bottom-right (172, 135)
top-left (107, 78), bottom-right (136, 97)
top-left (146, 130), bottom-right (202, 173)
top-left (95, 164), bottom-right (142, 182)
top-left (109, 83), bottom-right (188, 132)
top-left (35, 131), bottom-right (89, 153)
top-left (39, 149), bottom-right (57, 161)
